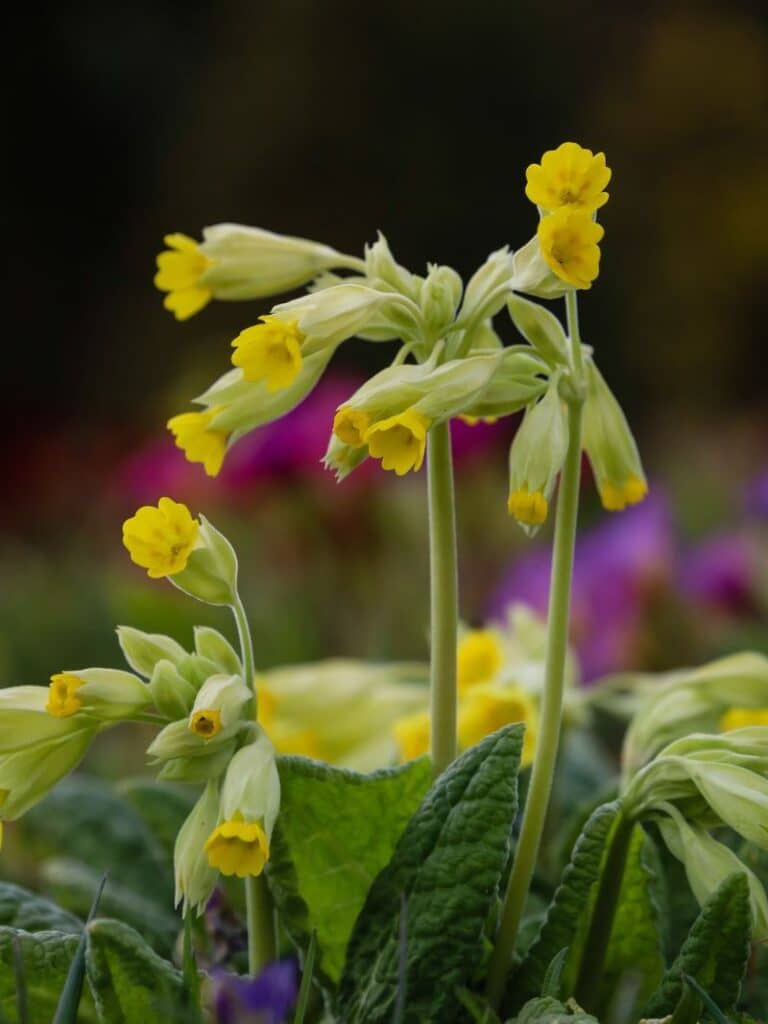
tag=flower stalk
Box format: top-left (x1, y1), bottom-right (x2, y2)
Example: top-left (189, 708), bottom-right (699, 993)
top-left (486, 291), bottom-right (585, 1007)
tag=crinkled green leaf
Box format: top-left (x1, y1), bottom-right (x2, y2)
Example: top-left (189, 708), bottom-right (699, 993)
top-left (509, 995), bottom-right (599, 1023)
top-left (85, 918), bottom-right (187, 1023)
top-left (0, 883), bottom-right (81, 935)
top-left (0, 927), bottom-right (89, 1023)
top-left (267, 754), bottom-right (432, 984)
top-left (337, 725), bottom-right (524, 1023)
top-left (116, 778), bottom-right (197, 858)
top-left (643, 872), bottom-right (751, 1020)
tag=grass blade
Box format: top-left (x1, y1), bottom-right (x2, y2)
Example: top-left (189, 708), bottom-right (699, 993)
top-left (681, 972), bottom-right (733, 1024)
top-left (294, 930), bottom-right (317, 1024)
top-left (52, 872), bottom-right (107, 1024)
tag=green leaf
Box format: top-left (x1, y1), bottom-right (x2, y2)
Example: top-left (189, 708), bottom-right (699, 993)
top-left (267, 753), bottom-right (432, 984)
top-left (0, 883), bottom-right (81, 935)
top-left (336, 724), bottom-right (524, 1024)
top-left (509, 996), bottom-right (599, 1023)
top-left (513, 802), bottom-right (620, 1007)
top-left (116, 778), bottom-right (197, 859)
top-left (85, 918), bottom-right (187, 1023)
top-left (643, 873), bottom-right (752, 1020)
top-left (0, 928), bottom-right (82, 1023)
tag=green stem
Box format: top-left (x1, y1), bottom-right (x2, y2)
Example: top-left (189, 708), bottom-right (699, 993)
top-left (230, 592), bottom-right (276, 973)
top-left (573, 812), bottom-right (633, 1010)
top-left (427, 421), bottom-right (459, 777)
top-left (486, 293), bottom-right (585, 1008)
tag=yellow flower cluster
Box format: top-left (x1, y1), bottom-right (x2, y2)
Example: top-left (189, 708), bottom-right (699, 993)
top-left (333, 406), bottom-right (430, 476)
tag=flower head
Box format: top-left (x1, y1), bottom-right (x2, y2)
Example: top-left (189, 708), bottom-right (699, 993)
top-left (333, 407), bottom-right (372, 447)
top-left (205, 815), bottom-right (270, 877)
top-left (457, 630), bottom-right (503, 694)
top-left (46, 673), bottom-right (83, 718)
top-left (365, 410), bottom-right (430, 475)
top-left (537, 208), bottom-right (604, 289)
top-left (167, 409), bottom-right (228, 477)
top-left (525, 142), bottom-right (611, 214)
top-left (122, 497), bottom-right (199, 579)
top-left (154, 233), bottom-right (213, 321)
top-left (231, 317), bottom-right (305, 392)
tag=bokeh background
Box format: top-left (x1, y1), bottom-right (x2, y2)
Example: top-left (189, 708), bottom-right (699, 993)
top-left (4, 0), bottom-right (768, 690)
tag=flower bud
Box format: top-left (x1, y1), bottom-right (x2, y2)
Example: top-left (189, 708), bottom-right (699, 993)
top-left (459, 247), bottom-right (514, 325)
top-left (188, 675), bottom-right (252, 741)
top-left (459, 351), bottom-right (549, 421)
top-left (0, 687), bottom-right (88, 754)
top-left (0, 723), bottom-right (98, 820)
top-left (157, 743), bottom-right (237, 784)
top-left (149, 660), bottom-right (197, 720)
top-left (507, 382), bottom-right (569, 535)
top-left (509, 235), bottom-right (570, 300)
top-left (116, 626), bottom-right (187, 679)
top-left (171, 516), bottom-right (239, 607)
top-left (194, 627), bottom-right (241, 676)
top-left (174, 780), bottom-right (220, 914)
top-left (582, 362), bottom-right (647, 513)
top-left (271, 284), bottom-right (416, 348)
top-left (48, 668), bottom-right (151, 721)
top-left (322, 433), bottom-right (369, 482)
top-left (364, 233), bottom-right (421, 300)
top-left (506, 294), bottom-right (569, 367)
top-left (420, 264), bottom-right (463, 336)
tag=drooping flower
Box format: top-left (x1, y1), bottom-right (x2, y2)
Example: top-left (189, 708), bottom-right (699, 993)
top-left (231, 317), bottom-right (305, 392)
top-left (167, 409), bottom-right (229, 478)
top-left (122, 497), bottom-right (199, 578)
top-left (333, 407), bottom-right (372, 447)
top-left (154, 233), bottom-right (213, 321)
top-left (205, 816), bottom-right (271, 877)
top-left (508, 486), bottom-right (549, 526)
top-left (537, 208), bottom-right (604, 289)
top-left (525, 142), bottom-right (611, 214)
top-left (365, 410), bottom-right (430, 475)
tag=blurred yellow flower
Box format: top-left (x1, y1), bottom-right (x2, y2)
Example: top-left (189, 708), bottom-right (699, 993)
top-left (189, 709), bottom-right (222, 739)
top-left (508, 487), bottom-right (549, 526)
top-left (365, 410), bottom-right (430, 475)
top-left (457, 630), bottom-right (503, 694)
top-left (167, 408), bottom-right (228, 477)
top-left (458, 684), bottom-right (537, 764)
top-left (459, 415), bottom-right (499, 426)
top-left (538, 208), bottom-right (604, 289)
top-left (599, 475), bottom-right (648, 512)
top-left (231, 316), bottom-right (304, 392)
top-left (46, 674), bottom-right (83, 718)
top-left (154, 233), bottom-right (213, 321)
top-left (333, 407), bottom-right (372, 447)
top-left (122, 497), bottom-right (199, 579)
top-left (393, 709), bottom-right (430, 761)
top-left (525, 142), bottom-right (611, 214)
top-left (720, 707), bottom-right (768, 731)
top-left (205, 816), bottom-right (270, 877)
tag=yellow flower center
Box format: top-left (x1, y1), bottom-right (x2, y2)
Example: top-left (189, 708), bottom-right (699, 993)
top-left (154, 233), bottom-right (213, 321)
top-left (167, 408), bottom-right (229, 478)
top-left (537, 208), bottom-right (604, 290)
top-left (122, 497), bottom-right (199, 579)
top-left (365, 410), bottom-right (431, 476)
top-left (508, 487), bottom-right (549, 526)
top-left (205, 817), bottom-right (270, 877)
top-left (393, 710), bottom-right (430, 762)
top-left (231, 316), bottom-right (304, 392)
top-left (333, 407), bottom-right (372, 447)
top-left (599, 475), bottom-right (648, 512)
top-left (457, 630), bottom-right (504, 694)
top-left (46, 673), bottom-right (84, 718)
top-left (189, 709), bottom-right (222, 739)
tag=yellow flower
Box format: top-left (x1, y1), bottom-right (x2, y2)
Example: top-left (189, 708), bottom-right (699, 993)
top-left (365, 410), bottom-right (430, 475)
top-left (457, 630), bottom-right (503, 694)
top-left (599, 475), bottom-right (648, 512)
top-left (458, 685), bottom-right (537, 765)
top-left (525, 142), bottom-right (611, 214)
top-left (537, 208), bottom-right (604, 290)
top-left (720, 708), bottom-right (768, 731)
top-left (205, 815), bottom-right (270, 877)
top-left (508, 487), bottom-right (549, 526)
top-left (122, 498), bottom-right (199, 579)
top-left (46, 674), bottom-right (83, 718)
top-left (393, 710), bottom-right (430, 762)
top-left (189, 709), bottom-right (222, 739)
top-left (333, 407), bottom-right (372, 447)
top-left (167, 408), bottom-right (228, 477)
top-left (459, 415), bottom-right (499, 426)
top-left (231, 316), bottom-right (304, 392)
top-left (154, 233), bottom-right (213, 321)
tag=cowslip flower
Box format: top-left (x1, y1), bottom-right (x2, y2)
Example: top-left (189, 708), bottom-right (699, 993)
top-left (333, 407), bottom-right (372, 448)
top-left (167, 409), bottom-right (229, 478)
top-left (46, 668), bottom-right (150, 721)
top-left (231, 317), bottom-right (305, 392)
top-left (174, 779), bottom-right (220, 913)
top-left (122, 497), bottom-right (199, 578)
top-left (393, 709), bottom-right (430, 762)
top-left (46, 673), bottom-right (82, 717)
top-left (188, 675), bottom-right (252, 740)
top-left (525, 142), bottom-right (611, 214)
top-left (537, 208), bottom-right (604, 289)
top-left (457, 629), bottom-right (503, 694)
top-left (457, 684), bottom-right (537, 764)
top-left (507, 383), bottom-right (569, 534)
top-left (154, 233), bottom-right (213, 321)
top-left (365, 410), bottom-right (430, 475)
top-left (508, 487), bottom-right (549, 527)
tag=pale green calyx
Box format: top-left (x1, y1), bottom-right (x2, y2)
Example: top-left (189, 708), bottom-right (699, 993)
top-left (174, 779), bottom-right (220, 914)
top-left (171, 516), bottom-right (239, 607)
top-left (116, 626), bottom-right (187, 679)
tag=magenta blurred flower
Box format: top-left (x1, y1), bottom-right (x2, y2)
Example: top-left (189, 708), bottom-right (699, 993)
top-left (210, 960), bottom-right (298, 1024)
top-left (449, 416), bottom-right (509, 463)
top-left (679, 531), bottom-right (756, 615)
top-left (488, 493), bottom-right (676, 681)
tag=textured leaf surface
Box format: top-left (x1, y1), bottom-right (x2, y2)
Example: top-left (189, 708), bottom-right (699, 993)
top-left (0, 882), bottom-right (82, 935)
top-left (337, 725), bottom-right (524, 1023)
top-left (85, 918), bottom-right (187, 1023)
top-left (0, 926), bottom-right (82, 1022)
top-left (513, 802), bottom-right (620, 1007)
top-left (643, 873), bottom-right (751, 1019)
top-left (116, 777), bottom-right (196, 858)
top-left (267, 754), bottom-right (432, 983)
top-left (511, 995), bottom-right (599, 1023)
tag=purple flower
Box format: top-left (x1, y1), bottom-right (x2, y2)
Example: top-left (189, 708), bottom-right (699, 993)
top-left (679, 531), bottom-right (756, 615)
top-left (488, 493), bottom-right (676, 682)
top-left (210, 960), bottom-right (298, 1024)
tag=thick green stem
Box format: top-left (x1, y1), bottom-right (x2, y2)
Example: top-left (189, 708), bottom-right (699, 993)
top-left (486, 295), bottom-right (585, 1008)
top-left (427, 421), bottom-right (459, 777)
top-left (573, 812), bottom-right (633, 1010)
top-left (230, 593), bottom-right (276, 973)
